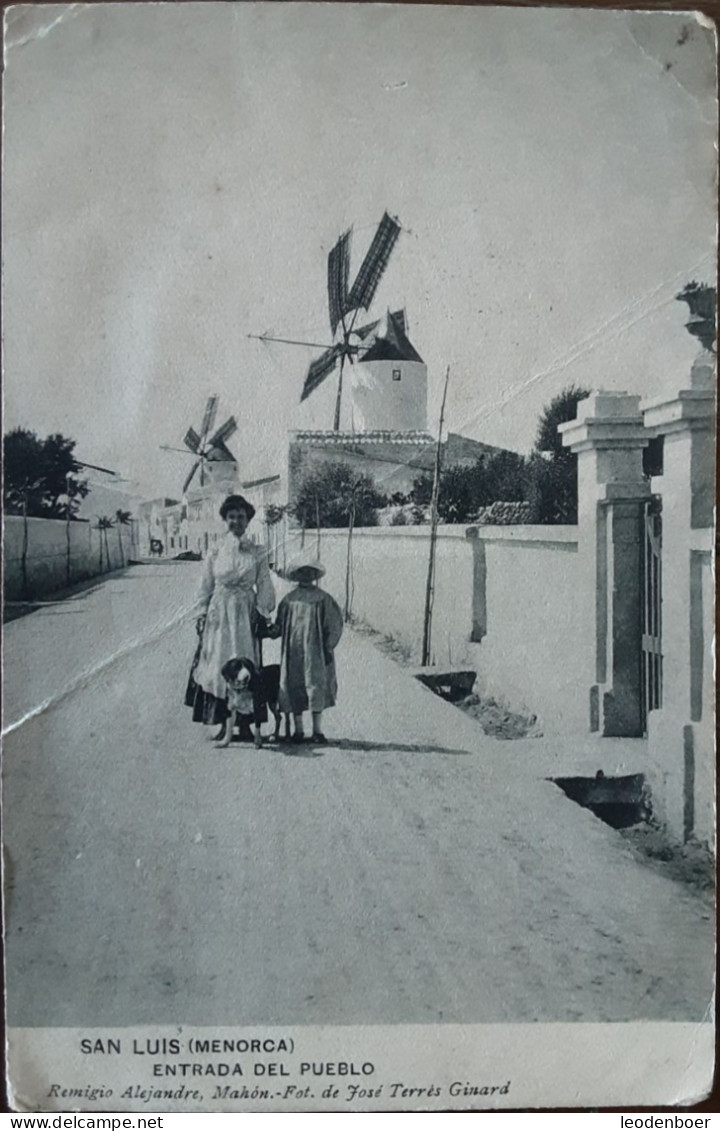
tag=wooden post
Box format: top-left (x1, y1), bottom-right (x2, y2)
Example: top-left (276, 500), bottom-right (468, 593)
top-left (21, 493), bottom-right (29, 599)
top-left (66, 521), bottom-right (72, 583)
top-left (344, 493), bottom-right (356, 622)
top-left (65, 479), bottom-right (72, 586)
top-left (421, 366), bottom-right (451, 666)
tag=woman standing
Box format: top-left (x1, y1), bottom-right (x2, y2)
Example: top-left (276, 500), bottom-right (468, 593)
top-left (185, 494), bottom-right (276, 727)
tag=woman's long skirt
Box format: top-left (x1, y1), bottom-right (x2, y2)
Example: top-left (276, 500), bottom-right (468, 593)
top-left (185, 584), bottom-right (260, 725)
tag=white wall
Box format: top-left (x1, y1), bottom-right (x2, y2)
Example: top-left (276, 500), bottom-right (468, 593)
top-left (4, 515), bottom-right (138, 601)
top-left (465, 527), bottom-right (587, 734)
top-left (285, 523), bottom-right (586, 734)
top-left (290, 525), bottom-right (474, 667)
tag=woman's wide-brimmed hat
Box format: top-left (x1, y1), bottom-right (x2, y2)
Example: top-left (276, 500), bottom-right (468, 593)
top-left (285, 551), bottom-right (326, 581)
top-left (219, 493), bottom-right (256, 521)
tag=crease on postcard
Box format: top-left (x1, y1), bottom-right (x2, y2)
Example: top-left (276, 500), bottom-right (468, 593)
top-left (3, 4), bottom-right (90, 53)
top-left (2, 602), bottom-right (196, 738)
top-left (455, 252), bottom-right (715, 439)
top-left (625, 11), bottom-right (717, 122)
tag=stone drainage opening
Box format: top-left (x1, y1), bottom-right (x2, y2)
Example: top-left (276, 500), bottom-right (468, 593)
top-left (412, 667), bottom-right (477, 702)
top-left (552, 771), bottom-right (649, 829)
top-left (412, 666), bottom-right (541, 740)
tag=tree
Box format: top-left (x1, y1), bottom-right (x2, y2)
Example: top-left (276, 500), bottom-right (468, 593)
top-left (535, 385), bottom-right (590, 458)
top-left (483, 450), bottom-right (529, 503)
top-left (529, 385), bottom-right (590, 523)
top-left (3, 428), bottom-right (89, 518)
top-left (292, 461), bottom-right (384, 529)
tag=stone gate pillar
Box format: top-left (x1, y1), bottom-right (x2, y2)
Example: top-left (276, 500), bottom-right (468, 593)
top-left (559, 392), bottom-right (650, 736)
top-left (640, 351), bottom-right (715, 842)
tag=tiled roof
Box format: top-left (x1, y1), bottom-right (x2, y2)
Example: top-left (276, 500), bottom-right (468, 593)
top-left (291, 430), bottom-right (435, 446)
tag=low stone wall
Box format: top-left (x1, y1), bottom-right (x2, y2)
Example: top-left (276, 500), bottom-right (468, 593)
top-left (3, 515), bottom-right (138, 602)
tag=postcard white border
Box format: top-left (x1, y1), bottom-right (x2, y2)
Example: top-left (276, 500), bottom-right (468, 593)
top-left (6, 1022), bottom-right (715, 1113)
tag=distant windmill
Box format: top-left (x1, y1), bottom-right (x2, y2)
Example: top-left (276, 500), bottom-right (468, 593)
top-left (249, 211), bottom-right (401, 430)
top-left (160, 395), bottom-right (238, 493)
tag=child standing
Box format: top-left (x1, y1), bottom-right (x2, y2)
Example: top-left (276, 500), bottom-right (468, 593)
top-left (277, 555), bottom-right (343, 744)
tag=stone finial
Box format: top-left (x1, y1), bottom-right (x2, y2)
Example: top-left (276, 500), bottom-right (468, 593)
top-left (676, 281), bottom-right (716, 352)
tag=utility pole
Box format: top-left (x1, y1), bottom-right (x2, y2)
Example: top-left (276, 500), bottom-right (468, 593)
top-left (421, 366), bottom-right (451, 667)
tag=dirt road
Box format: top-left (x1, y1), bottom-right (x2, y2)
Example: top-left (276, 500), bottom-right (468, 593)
top-left (3, 565), bottom-right (713, 1026)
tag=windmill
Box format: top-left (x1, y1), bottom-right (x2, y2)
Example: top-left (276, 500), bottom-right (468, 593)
top-left (249, 211), bottom-right (401, 430)
top-left (160, 395), bottom-right (238, 494)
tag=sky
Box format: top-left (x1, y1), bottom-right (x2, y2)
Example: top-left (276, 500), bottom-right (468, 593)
top-left (3, 2), bottom-right (717, 500)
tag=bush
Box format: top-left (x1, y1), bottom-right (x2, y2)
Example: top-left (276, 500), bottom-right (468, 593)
top-left (526, 452), bottom-right (580, 524)
top-left (292, 461), bottom-right (385, 529)
top-left (411, 450), bottom-right (531, 524)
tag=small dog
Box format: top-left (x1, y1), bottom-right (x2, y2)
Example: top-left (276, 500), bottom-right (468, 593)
top-left (217, 657), bottom-right (289, 748)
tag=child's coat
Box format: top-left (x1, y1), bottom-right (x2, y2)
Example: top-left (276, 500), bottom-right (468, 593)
top-left (276, 586), bottom-right (343, 713)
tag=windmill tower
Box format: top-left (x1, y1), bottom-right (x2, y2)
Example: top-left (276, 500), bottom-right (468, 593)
top-left (249, 213), bottom-right (436, 506)
top-left (344, 308), bottom-right (427, 433)
top-left (161, 396), bottom-right (238, 495)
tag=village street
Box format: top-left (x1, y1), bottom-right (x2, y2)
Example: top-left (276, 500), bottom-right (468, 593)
top-left (3, 564), bottom-right (713, 1028)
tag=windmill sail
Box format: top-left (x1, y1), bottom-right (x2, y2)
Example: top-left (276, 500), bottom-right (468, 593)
top-left (301, 344), bottom-right (342, 402)
top-left (183, 460), bottom-right (201, 493)
top-left (327, 229), bottom-right (351, 335)
top-left (209, 416), bottom-right (237, 446)
top-left (184, 427), bottom-right (201, 453)
top-left (199, 395), bottom-right (219, 442)
top-left (346, 212), bottom-right (400, 312)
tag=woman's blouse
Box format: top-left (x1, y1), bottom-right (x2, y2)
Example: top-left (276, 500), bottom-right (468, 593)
top-left (196, 533), bottom-right (276, 617)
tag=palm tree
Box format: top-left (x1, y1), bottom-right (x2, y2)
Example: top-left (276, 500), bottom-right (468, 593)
top-left (114, 509), bottom-right (133, 568)
top-left (94, 516), bottom-right (115, 572)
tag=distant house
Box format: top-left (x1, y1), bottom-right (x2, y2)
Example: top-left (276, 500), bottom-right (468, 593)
top-left (137, 497), bottom-right (181, 556)
top-left (288, 428), bottom-right (436, 501)
top-left (139, 441), bottom-right (282, 559)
